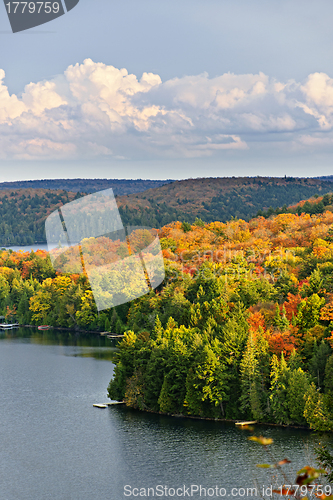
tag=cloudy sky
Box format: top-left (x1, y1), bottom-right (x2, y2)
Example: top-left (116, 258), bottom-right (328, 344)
top-left (1, 0), bottom-right (333, 181)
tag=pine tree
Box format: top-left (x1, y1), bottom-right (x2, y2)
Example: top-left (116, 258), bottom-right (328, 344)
top-left (240, 334), bottom-right (261, 419)
top-left (151, 314), bottom-right (163, 341)
top-left (309, 340), bottom-right (331, 390)
top-left (270, 353), bottom-right (290, 424)
top-left (287, 368), bottom-right (309, 424)
top-left (304, 383), bottom-right (333, 431)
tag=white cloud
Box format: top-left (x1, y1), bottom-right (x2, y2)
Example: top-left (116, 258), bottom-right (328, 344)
top-left (1, 60), bottom-right (333, 160)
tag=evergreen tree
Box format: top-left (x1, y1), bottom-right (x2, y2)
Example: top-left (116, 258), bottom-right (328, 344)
top-left (287, 368), bottom-right (309, 424)
top-left (270, 354), bottom-right (290, 424)
top-left (240, 334), bottom-right (263, 420)
top-left (304, 383), bottom-right (333, 431)
top-left (309, 340), bottom-right (331, 390)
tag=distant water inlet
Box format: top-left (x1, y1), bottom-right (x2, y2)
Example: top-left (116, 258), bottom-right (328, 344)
top-left (0, 329), bottom-right (331, 500)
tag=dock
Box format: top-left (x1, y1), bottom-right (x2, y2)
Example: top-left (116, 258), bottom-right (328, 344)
top-left (0, 323), bottom-right (19, 330)
top-left (235, 421), bottom-right (257, 426)
top-left (93, 402), bottom-right (125, 408)
top-left (99, 332), bottom-right (125, 339)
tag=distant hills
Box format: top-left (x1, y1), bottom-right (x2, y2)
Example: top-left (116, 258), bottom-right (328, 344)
top-left (0, 178), bottom-right (174, 196)
top-left (0, 188), bottom-right (80, 247)
top-left (316, 175), bottom-right (333, 181)
top-left (1, 176), bottom-right (333, 246)
top-left (116, 176), bottom-right (333, 227)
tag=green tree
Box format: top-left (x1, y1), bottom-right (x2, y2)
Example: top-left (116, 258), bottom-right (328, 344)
top-left (270, 354), bottom-right (290, 425)
top-left (304, 383), bottom-right (333, 431)
top-left (309, 340), bottom-right (331, 389)
top-left (297, 294), bottom-right (325, 331)
top-left (287, 368), bottom-right (310, 424)
top-left (324, 354), bottom-right (333, 395)
top-left (240, 330), bottom-right (269, 420)
top-left (185, 340), bottom-right (229, 417)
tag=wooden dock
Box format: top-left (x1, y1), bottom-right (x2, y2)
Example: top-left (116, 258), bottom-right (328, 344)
top-left (99, 332), bottom-right (125, 339)
top-left (93, 402), bottom-right (125, 408)
top-left (235, 421), bottom-right (257, 426)
top-left (0, 323), bottom-right (19, 330)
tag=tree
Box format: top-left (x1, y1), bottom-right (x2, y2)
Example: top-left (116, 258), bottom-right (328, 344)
top-left (185, 340), bottom-right (229, 417)
top-left (303, 383), bottom-right (333, 431)
top-left (287, 349), bottom-right (303, 371)
top-left (324, 354), bottom-right (333, 395)
top-left (240, 334), bottom-right (264, 420)
top-left (309, 340), bottom-right (331, 390)
top-left (124, 370), bottom-right (146, 410)
top-left (107, 331), bottom-right (138, 401)
top-left (269, 354), bottom-right (290, 425)
top-left (297, 294), bottom-right (325, 331)
top-left (287, 368), bottom-right (310, 424)
top-left (181, 221), bottom-right (191, 233)
top-left (273, 304), bottom-right (289, 331)
top-left (75, 290), bottom-right (98, 328)
top-left (157, 337), bottom-right (190, 414)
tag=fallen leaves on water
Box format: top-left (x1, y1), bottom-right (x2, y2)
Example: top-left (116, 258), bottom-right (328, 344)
top-left (248, 436), bottom-right (273, 445)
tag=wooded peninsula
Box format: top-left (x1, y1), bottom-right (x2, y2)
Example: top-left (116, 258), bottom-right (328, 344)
top-left (1, 193), bottom-right (333, 431)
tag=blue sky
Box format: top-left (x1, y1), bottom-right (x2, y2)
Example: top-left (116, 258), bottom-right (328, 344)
top-left (1, 0), bottom-right (333, 181)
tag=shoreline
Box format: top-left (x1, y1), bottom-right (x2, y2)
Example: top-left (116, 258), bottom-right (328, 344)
top-left (17, 324), bottom-right (122, 337)
top-left (115, 403), bottom-right (312, 431)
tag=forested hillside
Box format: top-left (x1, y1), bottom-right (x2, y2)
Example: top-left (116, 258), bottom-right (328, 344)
top-left (1, 177), bottom-right (333, 246)
top-left (1, 206), bottom-right (333, 429)
top-left (0, 178), bottom-right (173, 196)
top-left (0, 189), bottom-right (83, 246)
top-left (117, 176), bottom-right (333, 227)
top-left (108, 209), bottom-right (333, 430)
top-left (258, 192), bottom-right (333, 218)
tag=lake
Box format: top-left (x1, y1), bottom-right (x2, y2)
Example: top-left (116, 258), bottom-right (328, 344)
top-left (1, 244), bottom-right (50, 252)
top-left (0, 328), bottom-right (331, 500)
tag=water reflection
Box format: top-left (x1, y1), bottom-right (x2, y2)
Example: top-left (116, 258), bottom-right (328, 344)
top-left (0, 326), bottom-right (118, 361)
top-left (107, 406), bottom-right (330, 497)
top-left (0, 332), bottom-right (332, 500)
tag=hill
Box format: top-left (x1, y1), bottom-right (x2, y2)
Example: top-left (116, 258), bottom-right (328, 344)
top-left (0, 178), bottom-right (174, 196)
top-left (316, 175), bottom-right (333, 182)
top-left (0, 189), bottom-right (82, 246)
top-left (116, 176), bottom-right (333, 227)
top-left (1, 177), bottom-right (333, 246)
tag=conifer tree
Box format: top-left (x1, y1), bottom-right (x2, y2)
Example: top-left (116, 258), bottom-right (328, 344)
top-left (270, 353), bottom-right (290, 424)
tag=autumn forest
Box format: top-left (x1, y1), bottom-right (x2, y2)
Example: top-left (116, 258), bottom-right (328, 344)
top-left (1, 188), bottom-right (333, 431)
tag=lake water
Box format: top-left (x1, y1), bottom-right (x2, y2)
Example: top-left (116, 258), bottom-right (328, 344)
top-left (0, 328), bottom-right (331, 500)
top-left (1, 244), bottom-right (49, 252)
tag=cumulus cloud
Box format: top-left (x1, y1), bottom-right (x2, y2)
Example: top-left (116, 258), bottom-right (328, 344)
top-left (0, 59), bottom-right (333, 160)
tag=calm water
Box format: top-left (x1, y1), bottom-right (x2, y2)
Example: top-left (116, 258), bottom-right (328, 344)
top-left (1, 244), bottom-right (50, 252)
top-left (0, 329), bottom-right (331, 500)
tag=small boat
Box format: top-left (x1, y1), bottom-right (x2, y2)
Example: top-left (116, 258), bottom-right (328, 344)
top-left (38, 325), bottom-right (51, 331)
top-left (93, 404), bottom-right (108, 408)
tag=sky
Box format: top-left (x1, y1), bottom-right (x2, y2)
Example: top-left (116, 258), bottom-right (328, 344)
top-left (1, 0), bottom-right (333, 181)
